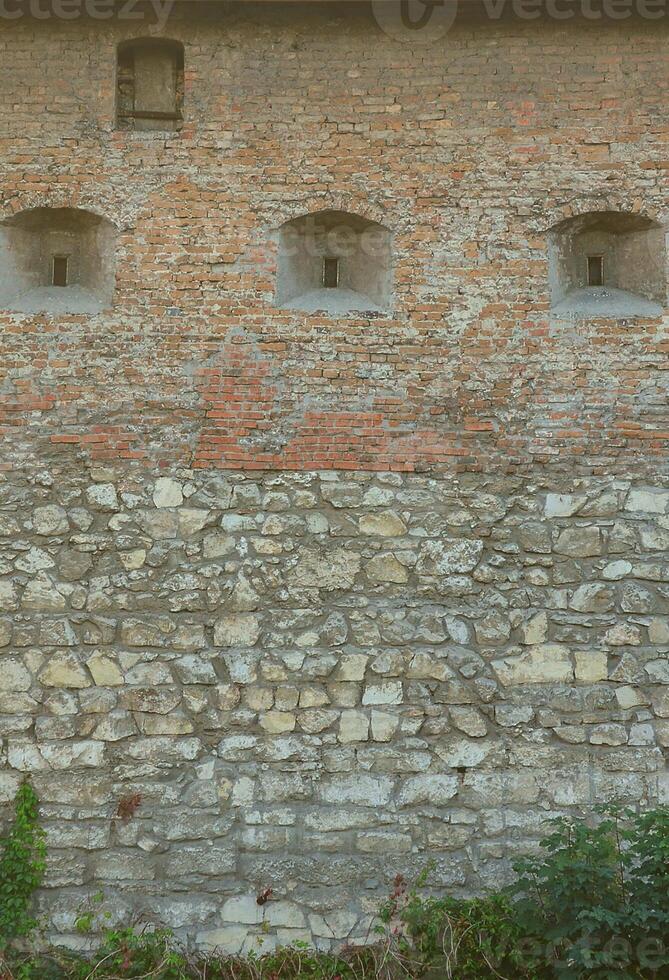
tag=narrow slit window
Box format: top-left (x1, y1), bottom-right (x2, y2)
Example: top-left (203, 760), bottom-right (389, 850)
top-left (323, 257), bottom-right (340, 289)
top-left (587, 255), bottom-right (604, 287)
top-left (52, 255), bottom-right (69, 287)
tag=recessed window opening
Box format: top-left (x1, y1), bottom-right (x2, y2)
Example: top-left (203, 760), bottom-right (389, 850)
top-left (52, 255), bottom-right (69, 287)
top-left (0, 207), bottom-right (118, 314)
top-left (323, 257), bottom-right (340, 288)
top-left (548, 210), bottom-right (666, 318)
top-left (587, 255), bottom-right (604, 287)
top-left (116, 38), bottom-right (185, 132)
top-left (275, 210), bottom-right (393, 315)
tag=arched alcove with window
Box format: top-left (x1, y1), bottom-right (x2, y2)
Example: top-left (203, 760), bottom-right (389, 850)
top-left (275, 210), bottom-right (393, 315)
top-left (0, 207), bottom-right (117, 314)
top-left (548, 211), bottom-right (666, 317)
top-left (116, 38), bottom-right (184, 132)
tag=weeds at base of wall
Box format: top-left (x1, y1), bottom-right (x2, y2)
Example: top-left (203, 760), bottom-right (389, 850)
top-left (2, 785), bottom-right (669, 979)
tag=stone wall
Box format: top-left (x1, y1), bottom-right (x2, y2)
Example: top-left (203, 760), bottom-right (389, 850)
top-left (1, 0), bottom-right (669, 953)
top-left (2, 463), bottom-right (669, 950)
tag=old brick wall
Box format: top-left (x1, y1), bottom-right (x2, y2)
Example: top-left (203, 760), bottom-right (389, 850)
top-left (1, 0), bottom-right (669, 952)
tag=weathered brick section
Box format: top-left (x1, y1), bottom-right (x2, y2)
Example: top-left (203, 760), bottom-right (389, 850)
top-left (0, 4), bottom-right (667, 474)
top-left (1, 0), bottom-right (669, 952)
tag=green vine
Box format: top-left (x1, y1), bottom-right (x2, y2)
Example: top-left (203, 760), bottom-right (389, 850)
top-left (0, 781), bottom-right (47, 950)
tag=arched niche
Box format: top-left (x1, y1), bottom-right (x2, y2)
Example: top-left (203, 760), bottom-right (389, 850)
top-left (116, 38), bottom-right (185, 132)
top-left (275, 210), bottom-right (393, 315)
top-left (548, 211), bottom-right (666, 317)
top-left (0, 207), bottom-right (117, 314)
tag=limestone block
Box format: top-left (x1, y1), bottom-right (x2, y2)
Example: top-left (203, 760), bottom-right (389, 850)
top-left (221, 895), bottom-right (264, 925)
top-left (436, 738), bottom-right (491, 769)
top-left (58, 549), bottom-right (93, 582)
top-left (544, 493), bottom-right (586, 517)
top-left (203, 531), bottom-right (235, 559)
top-left (22, 573), bottom-right (68, 611)
top-left (371, 710), bottom-right (399, 742)
top-left (590, 724), bottom-right (628, 746)
top-left (2, 658), bottom-right (32, 692)
top-left (16, 547), bottom-right (55, 573)
top-left (356, 831), bottom-right (412, 853)
top-left (450, 706), bottom-right (487, 737)
top-left (620, 582), bottom-right (655, 613)
top-left (516, 522), bottom-right (552, 553)
top-left (92, 712), bottom-right (136, 741)
top-left (265, 902), bottom-right (307, 928)
top-left (628, 723), bottom-right (654, 746)
top-left (196, 926), bottom-right (249, 953)
top-left (0, 580), bottom-right (19, 612)
top-left (214, 614), bottom-right (262, 647)
top-left (259, 711), bottom-right (296, 734)
top-left (38, 619), bottom-right (77, 647)
top-left (474, 612), bottom-right (511, 645)
top-left (625, 489), bottom-right (669, 514)
top-left (359, 511), bottom-right (407, 536)
top-left (299, 709), bottom-right (339, 733)
top-left (569, 583), bottom-right (614, 613)
top-left (646, 660), bottom-right (669, 683)
top-left (338, 710), bottom-right (369, 743)
top-left (178, 508), bottom-right (210, 536)
top-left (495, 704), bottom-right (534, 726)
top-left (362, 681), bottom-right (403, 706)
top-left (520, 611), bottom-right (548, 645)
top-left (336, 654), bottom-right (369, 682)
top-left (138, 713), bottom-right (194, 735)
top-left (365, 553), bottom-right (408, 583)
top-left (39, 653), bottom-right (91, 689)
top-left (417, 538), bottom-right (483, 575)
top-left (119, 549), bottom-right (146, 570)
top-left (615, 686), bottom-right (647, 709)
top-left (319, 775), bottom-right (394, 807)
top-left (33, 505), bottom-right (69, 536)
top-left (640, 525), bottom-right (669, 551)
top-left (398, 774), bottom-right (458, 806)
top-left (648, 618), bottom-right (669, 644)
top-left (554, 526), bottom-right (601, 557)
top-left (120, 688), bottom-right (181, 714)
top-left (85, 484), bottom-right (119, 512)
top-left (574, 650), bottom-right (608, 683)
top-left (493, 645), bottom-right (573, 685)
top-left (153, 477), bottom-right (184, 508)
top-left (602, 560), bottom-right (632, 580)
top-left (174, 656), bottom-right (218, 685)
top-left (604, 623), bottom-right (642, 647)
top-left (290, 549), bottom-right (361, 590)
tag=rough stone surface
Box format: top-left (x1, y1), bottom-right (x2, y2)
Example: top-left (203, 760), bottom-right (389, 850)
top-left (0, 467), bottom-right (667, 949)
top-left (0, 0), bottom-right (668, 957)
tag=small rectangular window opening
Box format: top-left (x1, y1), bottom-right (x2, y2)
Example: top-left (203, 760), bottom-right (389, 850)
top-left (587, 255), bottom-right (604, 287)
top-left (52, 255), bottom-right (69, 288)
top-left (323, 257), bottom-right (340, 289)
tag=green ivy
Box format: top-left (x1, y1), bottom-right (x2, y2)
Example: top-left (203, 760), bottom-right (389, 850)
top-left (0, 781), bottom-right (47, 950)
top-left (510, 805), bottom-right (669, 979)
top-left (2, 801), bottom-right (669, 978)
